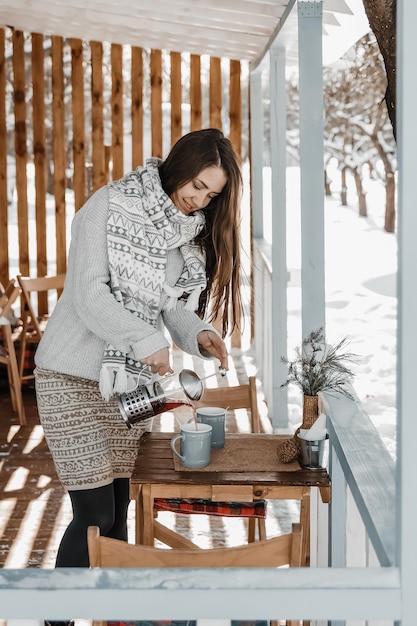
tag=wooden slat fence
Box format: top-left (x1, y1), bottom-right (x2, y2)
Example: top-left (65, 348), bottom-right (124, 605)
top-left (0, 27), bottom-right (247, 321)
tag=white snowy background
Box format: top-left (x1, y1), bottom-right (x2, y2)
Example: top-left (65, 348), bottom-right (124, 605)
top-left (145, 159), bottom-right (398, 463)
top-left (250, 162), bottom-right (397, 461)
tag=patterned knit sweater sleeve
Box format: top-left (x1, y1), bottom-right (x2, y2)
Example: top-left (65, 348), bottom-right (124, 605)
top-left (162, 304), bottom-right (220, 359)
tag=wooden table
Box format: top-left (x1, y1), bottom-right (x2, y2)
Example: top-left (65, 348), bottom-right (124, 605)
top-left (130, 432), bottom-right (331, 561)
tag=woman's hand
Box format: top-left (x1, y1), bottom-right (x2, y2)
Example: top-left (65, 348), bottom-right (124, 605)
top-left (197, 329), bottom-right (229, 370)
top-left (141, 348), bottom-right (173, 376)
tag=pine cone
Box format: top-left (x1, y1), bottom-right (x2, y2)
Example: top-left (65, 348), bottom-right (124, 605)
top-left (277, 426), bottom-right (303, 464)
top-left (277, 437), bottom-right (299, 463)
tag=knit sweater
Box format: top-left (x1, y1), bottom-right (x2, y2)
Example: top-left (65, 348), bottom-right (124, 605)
top-left (35, 185), bottom-right (216, 382)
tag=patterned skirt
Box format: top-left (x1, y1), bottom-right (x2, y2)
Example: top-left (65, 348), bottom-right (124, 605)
top-left (35, 368), bottom-right (152, 490)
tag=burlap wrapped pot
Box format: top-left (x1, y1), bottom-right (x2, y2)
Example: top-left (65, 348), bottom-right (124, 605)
top-left (301, 394), bottom-right (319, 429)
top-left (277, 394), bottom-right (319, 464)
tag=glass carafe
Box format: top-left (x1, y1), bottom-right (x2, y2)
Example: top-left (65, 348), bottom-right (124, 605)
top-left (117, 369), bottom-right (204, 429)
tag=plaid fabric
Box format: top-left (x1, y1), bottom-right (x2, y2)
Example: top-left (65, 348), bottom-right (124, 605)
top-left (154, 497), bottom-right (267, 519)
top-left (108, 622), bottom-right (197, 626)
top-left (107, 621), bottom-right (267, 626)
top-left (231, 622), bottom-right (269, 626)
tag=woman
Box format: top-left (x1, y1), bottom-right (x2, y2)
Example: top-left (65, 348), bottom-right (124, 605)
top-left (34, 128), bottom-right (243, 573)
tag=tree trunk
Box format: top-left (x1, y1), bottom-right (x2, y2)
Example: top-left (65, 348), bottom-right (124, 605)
top-left (370, 104), bottom-right (396, 232)
top-left (384, 172), bottom-right (396, 233)
top-left (341, 167), bottom-right (348, 205)
top-left (324, 169), bottom-right (332, 196)
top-left (362, 0), bottom-right (397, 139)
top-left (353, 169), bottom-right (368, 217)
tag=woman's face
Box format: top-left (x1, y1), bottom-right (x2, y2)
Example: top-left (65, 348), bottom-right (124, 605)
top-left (171, 165), bottom-right (227, 215)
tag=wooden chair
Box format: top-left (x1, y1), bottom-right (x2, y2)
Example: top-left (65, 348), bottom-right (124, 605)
top-left (153, 376), bottom-right (267, 545)
top-left (88, 524), bottom-right (304, 626)
top-left (16, 273), bottom-right (66, 384)
top-left (0, 281), bottom-right (26, 424)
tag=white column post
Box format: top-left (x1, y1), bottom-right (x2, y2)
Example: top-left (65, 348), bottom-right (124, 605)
top-left (297, 1), bottom-right (325, 341)
top-left (249, 69), bottom-right (264, 240)
top-left (269, 44), bottom-right (289, 430)
top-left (396, 1), bottom-right (417, 625)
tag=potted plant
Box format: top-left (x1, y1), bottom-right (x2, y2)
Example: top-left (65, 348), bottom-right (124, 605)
top-left (277, 327), bottom-right (358, 463)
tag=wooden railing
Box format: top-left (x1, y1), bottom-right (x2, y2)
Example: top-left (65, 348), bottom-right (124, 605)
top-left (0, 27), bottom-right (248, 310)
top-left (252, 231), bottom-right (398, 623)
top-left (324, 391), bottom-right (396, 626)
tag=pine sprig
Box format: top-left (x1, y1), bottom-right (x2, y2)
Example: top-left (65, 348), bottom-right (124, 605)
top-left (280, 327), bottom-right (358, 398)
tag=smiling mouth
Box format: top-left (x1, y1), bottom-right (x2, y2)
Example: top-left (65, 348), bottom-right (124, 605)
top-left (184, 201), bottom-right (195, 212)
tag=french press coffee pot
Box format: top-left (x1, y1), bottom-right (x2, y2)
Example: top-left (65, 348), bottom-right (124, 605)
top-left (118, 369), bottom-right (205, 429)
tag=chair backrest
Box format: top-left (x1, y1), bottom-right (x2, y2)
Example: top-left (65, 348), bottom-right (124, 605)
top-left (0, 280), bottom-right (20, 319)
top-left (194, 375), bottom-right (261, 433)
top-left (87, 524), bottom-right (303, 568)
top-left (16, 273), bottom-right (66, 339)
top-left (0, 280), bottom-right (27, 424)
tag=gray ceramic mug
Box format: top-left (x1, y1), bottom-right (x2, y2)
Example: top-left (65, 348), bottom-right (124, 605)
top-left (195, 406), bottom-right (226, 449)
top-left (171, 422), bottom-right (212, 468)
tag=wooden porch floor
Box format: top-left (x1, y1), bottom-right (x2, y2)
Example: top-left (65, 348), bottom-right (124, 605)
top-left (0, 384), bottom-right (69, 568)
top-left (0, 348), bottom-right (300, 570)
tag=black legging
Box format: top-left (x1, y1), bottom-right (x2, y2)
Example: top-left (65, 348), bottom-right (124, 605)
top-left (55, 477), bottom-right (130, 567)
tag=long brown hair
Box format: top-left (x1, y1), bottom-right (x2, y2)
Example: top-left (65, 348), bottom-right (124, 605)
top-left (159, 128), bottom-right (243, 337)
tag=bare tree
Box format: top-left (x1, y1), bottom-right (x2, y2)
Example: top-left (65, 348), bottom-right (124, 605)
top-left (323, 34), bottom-right (396, 231)
top-left (362, 0), bottom-right (396, 139)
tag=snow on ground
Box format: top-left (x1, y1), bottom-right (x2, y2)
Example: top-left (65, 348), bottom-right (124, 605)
top-left (280, 165), bottom-right (397, 460)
